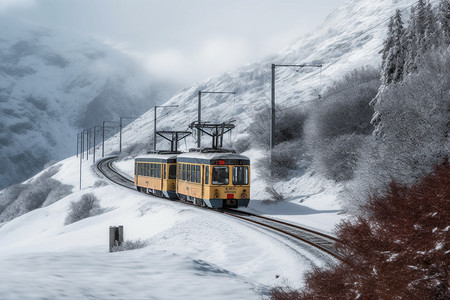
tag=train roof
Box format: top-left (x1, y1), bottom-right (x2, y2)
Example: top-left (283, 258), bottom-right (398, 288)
top-left (177, 152), bottom-right (250, 165)
top-left (135, 153), bottom-right (179, 163)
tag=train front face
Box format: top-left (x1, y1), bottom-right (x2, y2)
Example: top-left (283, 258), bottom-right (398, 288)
top-left (204, 159), bottom-right (250, 208)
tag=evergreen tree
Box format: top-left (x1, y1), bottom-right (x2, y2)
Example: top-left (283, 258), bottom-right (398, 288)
top-left (381, 9), bottom-right (405, 85)
top-left (404, 6), bottom-right (418, 74)
top-left (415, 0), bottom-right (428, 52)
top-left (437, 0), bottom-right (450, 45)
top-left (424, 1), bottom-right (439, 49)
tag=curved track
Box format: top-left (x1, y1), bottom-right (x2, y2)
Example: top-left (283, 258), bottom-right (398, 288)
top-left (97, 156), bottom-right (343, 261)
top-left (97, 156), bottom-right (135, 189)
top-left (222, 209), bottom-right (342, 260)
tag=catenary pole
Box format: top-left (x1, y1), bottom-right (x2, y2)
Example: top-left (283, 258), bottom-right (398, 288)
top-left (270, 63), bottom-right (322, 163)
top-left (197, 91), bottom-right (235, 148)
top-left (153, 106), bottom-right (177, 151)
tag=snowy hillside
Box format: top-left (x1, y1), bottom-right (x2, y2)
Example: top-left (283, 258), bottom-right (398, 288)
top-left (114, 0), bottom-right (414, 154)
top-left (0, 17), bottom-right (176, 189)
top-left (0, 0), bottom-right (424, 298)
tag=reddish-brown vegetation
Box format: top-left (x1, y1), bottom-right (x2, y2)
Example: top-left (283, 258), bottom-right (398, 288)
top-left (272, 162), bottom-right (449, 299)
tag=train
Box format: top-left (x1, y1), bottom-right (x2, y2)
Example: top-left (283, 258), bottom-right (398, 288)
top-left (134, 150), bottom-right (250, 208)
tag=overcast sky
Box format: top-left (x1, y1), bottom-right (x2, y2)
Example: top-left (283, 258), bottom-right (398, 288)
top-left (2, 0), bottom-right (347, 86)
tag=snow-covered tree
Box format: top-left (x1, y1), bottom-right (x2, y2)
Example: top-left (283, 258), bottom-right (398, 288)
top-left (437, 0), bottom-right (450, 45)
top-left (403, 6), bottom-right (418, 74)
top-left (415, 0), bottom-right (429, 51)
top-left (381, 10), bottom-right (405, 85)
top-left (424, 1), bottom-right (439, 49)
top-left (346, 48), bottom-right (450, 215)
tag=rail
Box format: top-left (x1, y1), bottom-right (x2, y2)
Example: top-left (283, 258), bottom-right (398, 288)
top-left (97, 156), bottom-right (343, 261)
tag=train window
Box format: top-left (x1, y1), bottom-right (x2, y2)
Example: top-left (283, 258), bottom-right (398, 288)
top-left (232, 166), bottom-right (249, 185)
top-left (182, 164), bottom-right (186, 181)
top-left (212, 166), bottom-right (229, 185)
top-left (205, 166), bottom-right (209, 184)
top-left (196, 165), bottom-right (201, 183)
top-left (147, 164), bottom-right (150, 177)
top-left (187, 165), bottom-right (191, 181)
top-left (191, 165), bottom-right (195, 182)
top-left (157, 164), bottom-right (161, 178)
top-left (169, 165), bottom-right (177, 179)
top-left (164, 164), bottom-right (166, 179)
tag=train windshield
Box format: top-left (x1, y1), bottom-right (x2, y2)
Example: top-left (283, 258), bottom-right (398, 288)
top-left (232, 166), bottom-right (249, 185)
top-left (212, 166), bottom-right (229, 185)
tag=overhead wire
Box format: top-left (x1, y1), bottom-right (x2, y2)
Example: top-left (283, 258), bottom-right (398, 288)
top-left (273, 0), bottom-right (433, 112)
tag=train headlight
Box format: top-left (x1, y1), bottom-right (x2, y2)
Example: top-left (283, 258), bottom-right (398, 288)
top-left (241, 189), bottom-right (247, 199)
top-left (214, 189), bottom-right (219, 198)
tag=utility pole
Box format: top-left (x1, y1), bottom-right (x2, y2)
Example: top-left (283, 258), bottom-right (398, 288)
top-left (85, 129), bottom-right (89, 161)
top-left (119, 117), bottom-right (134, 153)
top-left (79, 139), bottom-right (82, 190)
top-left (197, 91), bottom-right (235, 148)
top-left (76, 133), bottom-right (80, 157)
top-left (153, 105), bottom-right (178, 151)
top-left (270, 63), bottom-right (322, 162)
top-left (102, 121), bottom-right (117, 158)
top-left (81, 130), bottom-right (85, 159)
top-left (93, 126), bottom-right (101, 164)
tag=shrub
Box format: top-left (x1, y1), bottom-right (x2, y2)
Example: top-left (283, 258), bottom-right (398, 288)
top-left (110, 239), bottom-right (148, 252)
top-left (0, 183), bottom-right (29, 215)
top-left (42, 183), bottom-right (73, 207)
top-left (0, 165), bottom-right (73, 222)
top-left (312, 134), bottom-right (367, 181)
top-left (248, 106), bottom-right (308, 150)
top-left (271, 162), bottom-right (450, 299)
top-left (64, 193), bottom-right (103, 225)
top-left (233, 135), bottom-right (251, 153)
top-left (304, 66), bottom-right (380, 181)
top-left (255, 140), bottom-right (305, 180)
top-left (265, 185), bottom-right (284, 202)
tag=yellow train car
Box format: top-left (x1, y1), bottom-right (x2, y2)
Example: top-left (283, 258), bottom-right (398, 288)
top-left (134, 154), bottom-right (178, 199)
top-left (176, 152), bottom-right (250, 208)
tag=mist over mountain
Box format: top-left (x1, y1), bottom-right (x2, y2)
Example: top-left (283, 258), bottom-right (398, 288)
top-left (1, 0), bottom-right (416, 189)
top-left (0, 17), bottom-right (177, 189)
top-left (118, 0), bottom-right (414, 152)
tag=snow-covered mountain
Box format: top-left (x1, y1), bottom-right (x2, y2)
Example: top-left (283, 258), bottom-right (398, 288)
top-left (0, 17), bottom-right (177, 189)
top-left (115, 0), bottom-right (414, 154)
top-left (0, 1), bottom-right (423, 298)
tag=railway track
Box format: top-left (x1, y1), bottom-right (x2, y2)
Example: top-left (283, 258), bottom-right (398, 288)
top-left (221, 209), bottom-right (342, 260)
top-left (97, 156), bottom-right (135, 189)
top-left (97, 156), bottom-right (343, 261)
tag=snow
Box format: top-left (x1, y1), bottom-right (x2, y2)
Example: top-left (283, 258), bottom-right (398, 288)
top-left (0, 0), bottom-right (416, 298)
top-left (0, 156), bottom-right (327, 299)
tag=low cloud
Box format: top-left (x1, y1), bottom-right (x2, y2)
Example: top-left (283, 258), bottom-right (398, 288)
top-left (140, 37), bottom-right (251, 86)
top-left (0, 0), bottom-right (35, 11)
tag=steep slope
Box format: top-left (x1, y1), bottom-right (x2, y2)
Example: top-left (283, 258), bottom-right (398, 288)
top-left (0, 17), bottom-right (176, 189)
top-left (116, 0), bottom-right (414, 154)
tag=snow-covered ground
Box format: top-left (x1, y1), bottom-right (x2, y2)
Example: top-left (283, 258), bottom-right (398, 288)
top-left (0, 0), bottom-right (415, 298)
top-left (0, 155), bottom-right (341, 299)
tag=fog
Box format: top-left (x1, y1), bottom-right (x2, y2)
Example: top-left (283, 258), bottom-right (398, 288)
top-left (2, 0), bottom-right (347, 87)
